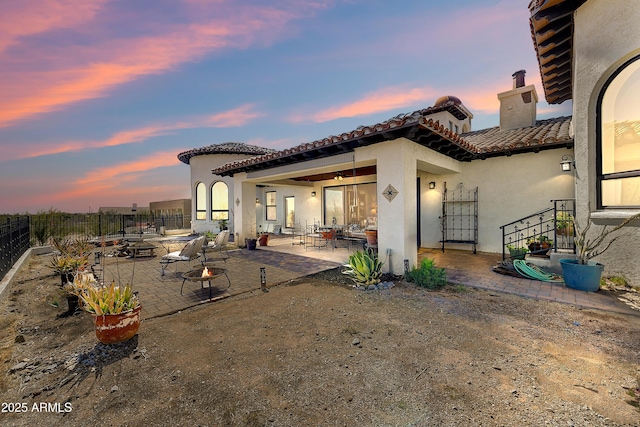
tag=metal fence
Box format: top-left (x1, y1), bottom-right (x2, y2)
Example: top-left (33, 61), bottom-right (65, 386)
top-left (0, 216), bottom-right (30, 282)
top-left (28, 212), bottom-right (191, 246)
top-left (0, 212), bottom-right (190, 282)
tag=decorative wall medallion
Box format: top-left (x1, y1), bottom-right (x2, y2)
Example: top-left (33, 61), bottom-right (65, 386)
top-left (235, 197), bottom-right (240, 206)
top-left (382, 184), bottom-right (398, 202)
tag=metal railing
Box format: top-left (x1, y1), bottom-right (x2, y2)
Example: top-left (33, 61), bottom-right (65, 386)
top-left (0, 216), bottom-right (30, 282)
top-left (500, 199), bottom-right (575, 260)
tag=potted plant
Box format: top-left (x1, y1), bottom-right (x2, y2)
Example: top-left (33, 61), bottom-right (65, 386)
top-left (61, 272), bottom-right (94, 316)
top-left (49, 237), bottom-right (91, 286)
top-left (364, 227), bottom-right (378, 246)
top-left (50, 254), bottom-right (75, 287)
top-left (560, 209), bottom-right (640, 292)
top-left (258, 232), bottom-right (270, 246)
top-left (257, 222), bottom-right (273, 246)
top-left (77, 280), bottom-right (141, 344)
top-left (527, 235), bottom-right (553, 256)
top-left (507, 244), bottom-right (528, 260)
top-left (555, 211), bottom-right (574, 236)
top-left (244, 212), bottom-right (258, 250)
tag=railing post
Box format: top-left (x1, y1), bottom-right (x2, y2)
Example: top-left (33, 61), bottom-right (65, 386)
top-left (552, 201), bottom-right (558, 253)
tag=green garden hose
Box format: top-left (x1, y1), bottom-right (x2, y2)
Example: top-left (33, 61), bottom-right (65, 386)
top-left (513, 259), bottom-right (564, 283)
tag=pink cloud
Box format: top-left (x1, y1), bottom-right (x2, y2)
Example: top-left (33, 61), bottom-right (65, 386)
top-left (0, 2), bottom-right (315, 127)
top-left (53, 151), bottom-right (182, 202)
top-left (0, 0), bottom-right (107, 53)
top-left (294, 86), bottom-right (438, 123)
top-left (3, 104), bottom-right (262, 161)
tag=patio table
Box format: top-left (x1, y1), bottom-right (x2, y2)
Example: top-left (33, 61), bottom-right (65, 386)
top-left (126, 241), bottom-right (158, 258)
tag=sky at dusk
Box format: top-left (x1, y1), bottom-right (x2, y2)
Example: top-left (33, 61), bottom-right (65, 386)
top-left (0, 0), bottom-right (572, 214)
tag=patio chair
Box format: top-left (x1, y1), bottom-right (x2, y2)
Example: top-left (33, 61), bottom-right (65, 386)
top-left (160, 236), bottom-right (205, 276)
top-left (202, 230), bottom-right (230, 263)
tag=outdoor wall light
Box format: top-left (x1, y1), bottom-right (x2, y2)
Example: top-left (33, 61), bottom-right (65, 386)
top-left (256, 198), bottom-right (260, 204)
top-left (429, 181), bottom-right (436, 189)
top-left (334, 172), bottom-right (344, 181)
top-left (560, 155), bottom-right (575, 172)
top-left (311, 191), bottom-right (316, 197)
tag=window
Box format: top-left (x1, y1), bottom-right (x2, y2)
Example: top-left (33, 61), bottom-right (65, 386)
top-left (265, 191), bottom-right (277, 221)
top-left (195, 182), bottom-right (206, 220)
top-left (211, 181), bottom-right (229, 220)
top-left (285, 196), bottom-right (295, 228)
top-left (324, 183), bottom-right (377, 227)
top-left (597, 54), bottom-right (640, 208)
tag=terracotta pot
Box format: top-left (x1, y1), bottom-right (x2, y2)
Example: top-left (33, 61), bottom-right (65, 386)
top-left (93, 305), bottom-right (142, 344)
top-left (556, 226), bottom-right (573, 237)
top-left (364, 230), bottom-right (378, 246)
top-left (258, 234), bottom-right (269, 246)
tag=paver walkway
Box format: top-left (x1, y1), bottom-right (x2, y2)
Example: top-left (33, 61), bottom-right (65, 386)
top-left (418, 248), bottom-right (639, 317)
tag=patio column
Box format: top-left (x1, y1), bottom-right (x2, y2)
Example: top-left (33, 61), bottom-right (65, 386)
top-left (233, 174), bottom-right (257, 245)
top-left (374, 140), bottom-right (418, 274)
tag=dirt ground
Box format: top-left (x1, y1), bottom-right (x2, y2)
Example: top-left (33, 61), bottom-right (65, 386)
top-left (1, 255), bottom-right (640, 427)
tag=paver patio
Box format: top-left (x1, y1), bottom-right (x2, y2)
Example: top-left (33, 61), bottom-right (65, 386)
top-left (93, 240), bottom-right (342, 319)
top-left (87, 235), bottom-right (639, 321)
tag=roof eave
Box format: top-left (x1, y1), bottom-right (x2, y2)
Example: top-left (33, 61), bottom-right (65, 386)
top-left (529, 0), bottom-right (586, 104)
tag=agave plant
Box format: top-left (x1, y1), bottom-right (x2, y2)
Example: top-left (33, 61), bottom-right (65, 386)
top-left (50, 236), bottom-right (91, 279)
top-left (49, 254), bottom-right (73, 275)
top-left (342, 249), bottom-right (383, 286)
top-left (79, 281), bottom-right (140, 315)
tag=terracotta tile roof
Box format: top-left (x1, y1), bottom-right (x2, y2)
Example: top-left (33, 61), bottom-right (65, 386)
top-left (463, 116), bottom-right (573, 156)
top-left (528, 0), bottom-right (587, 104)
top-left (177, 142), bottom-right (277, 165)
top-left (211, 107), bottom-right (573, 176)
top-left (211, 106), bottom-right (479, 176)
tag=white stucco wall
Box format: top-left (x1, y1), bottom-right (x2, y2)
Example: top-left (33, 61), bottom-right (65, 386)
top-left (255, 185), bottom-right (320, 234)
top-left (418, 148), bottom-right (575, 254)
top-left (497, 85), bottom-right (538, 130)
top-left (573, 0), bottom-right (640, 284)
top-left (189, 153), bottom-right (255, 234)
top-left (358, 139), bottom-right (462, 274)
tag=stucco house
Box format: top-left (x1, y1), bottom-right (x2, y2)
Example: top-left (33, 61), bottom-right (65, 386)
top-left (177, 0), bottom-right (639, 283)
top-left (529, 0), bottom-right (640, 283)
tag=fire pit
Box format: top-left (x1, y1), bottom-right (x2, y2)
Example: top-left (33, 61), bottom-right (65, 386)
top-left (181, 266), bottom-right (231, 299)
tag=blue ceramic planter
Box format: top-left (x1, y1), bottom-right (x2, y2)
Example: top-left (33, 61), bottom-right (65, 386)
top-left (559, 259), bottom-right (604, 292)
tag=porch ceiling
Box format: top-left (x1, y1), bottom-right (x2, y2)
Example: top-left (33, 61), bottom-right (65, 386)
top-left (292, 165), bottom-right (377, 182)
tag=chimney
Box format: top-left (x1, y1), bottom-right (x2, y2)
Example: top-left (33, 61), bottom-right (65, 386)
top-left (498, 70), bottom-right (538, 130)
top-left (513, 70), bottom-right (526, 89)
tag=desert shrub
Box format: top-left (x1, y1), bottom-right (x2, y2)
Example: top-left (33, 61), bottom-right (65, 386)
top-left (405, 258), bottom-right (447, 289)
top-left (342, 249), bottom-right (383, 285)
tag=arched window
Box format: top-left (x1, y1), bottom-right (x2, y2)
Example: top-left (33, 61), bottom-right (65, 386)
top-left (195, 182), bottom-right (206, 220)
top-left (597, 54), bottom-right (640, 208)
top-left (211, 181), bottom-right (229, 220)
